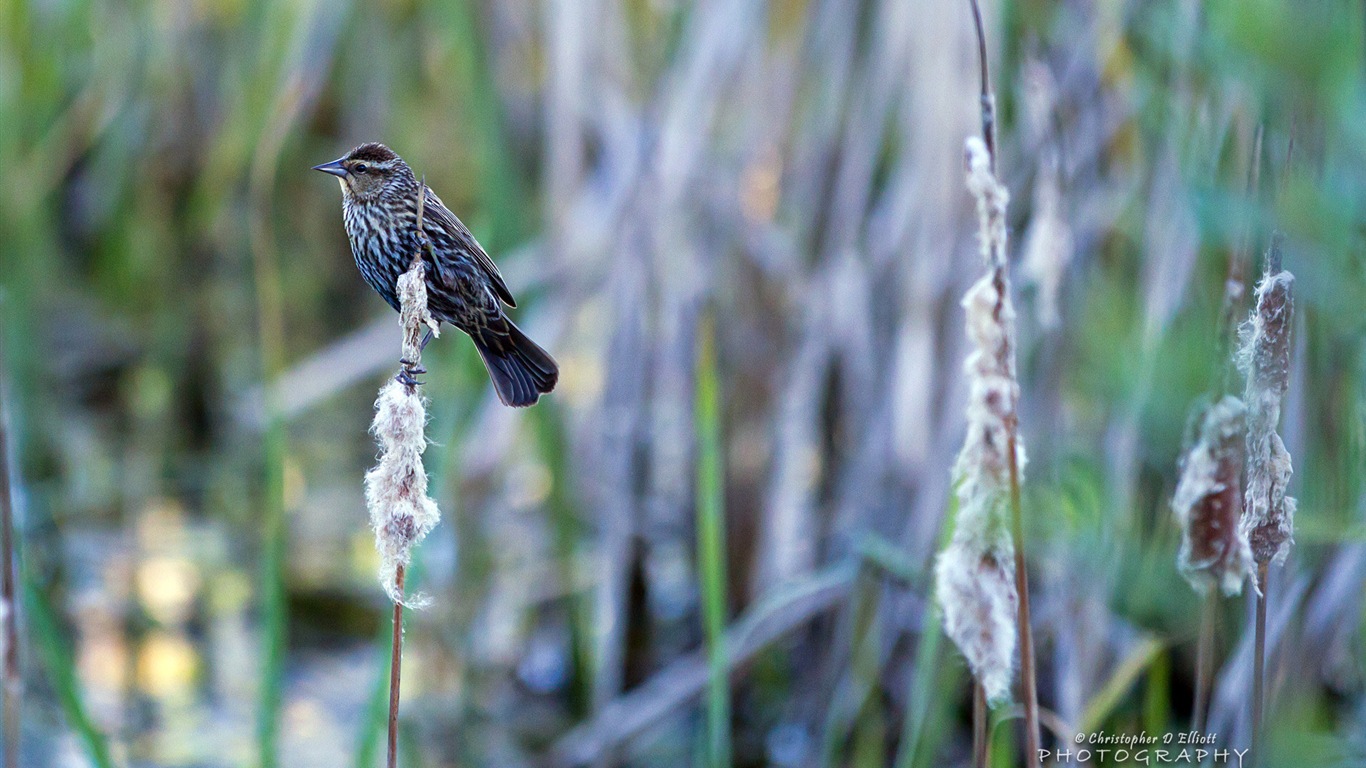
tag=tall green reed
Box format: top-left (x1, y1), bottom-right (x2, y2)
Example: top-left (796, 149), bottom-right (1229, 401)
top-left (694, 311), bottom-right (730, 768)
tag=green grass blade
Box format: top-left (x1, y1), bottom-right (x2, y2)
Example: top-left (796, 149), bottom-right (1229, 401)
top-left (893, 499), bottom-right (958, 768)
top-left (22, 571), bottom-right (114, 768)
top-left (694, 312), bottom-right (731, 768)
top-left (256, 413), bottom-right (287, 768)
top-left (1078, 636), bottom-right (1166, 735)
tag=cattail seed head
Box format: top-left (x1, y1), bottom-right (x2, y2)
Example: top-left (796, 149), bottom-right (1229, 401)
top-left (936, 542), bottom-right (1017, 703)
top-left (365, 261), bottom-right (441, 606)
top-left (965, 136), bottom-right (1010, 270)
top-left (1172, 396), bottom-right (1252, 595)
top-left (398, 259), bottom-right (440, 362)
top-left (936, 275), bottom-right (1025, 705)
top-left (1239, 266), bottom-right (1296, 566)
top-left (935, 140), bottom-right (1025, 705)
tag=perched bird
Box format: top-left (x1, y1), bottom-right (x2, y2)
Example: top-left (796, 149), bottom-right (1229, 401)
top-left (314, 143), bottom-right (557, 407)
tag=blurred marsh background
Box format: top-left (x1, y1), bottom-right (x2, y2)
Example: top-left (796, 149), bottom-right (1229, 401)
top-left (0, 0), bottom-right (1364, 766)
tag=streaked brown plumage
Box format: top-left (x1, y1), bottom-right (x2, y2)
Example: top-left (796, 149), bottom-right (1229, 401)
top-left (314, 143), bottom-right (557, 407)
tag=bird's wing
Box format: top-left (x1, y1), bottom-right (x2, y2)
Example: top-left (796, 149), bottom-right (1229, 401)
top-left (421, 186), bottom-right (517, 308)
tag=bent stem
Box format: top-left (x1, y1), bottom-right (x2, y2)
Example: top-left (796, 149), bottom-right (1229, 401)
top-left (388, 564), bottom-right (407, 768)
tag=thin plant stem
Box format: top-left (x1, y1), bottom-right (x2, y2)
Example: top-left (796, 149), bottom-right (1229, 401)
top-left (20, 576), bottom-right (112, 768)
top-left (972, 682), bottom-right (987, 768)
top-left (1006, 435), bottom-right (1040, 768)
top-left (1, 320), bottom-right (109, 768)
top-left (388, 564), bottom-right (407, 768)
top-left (695, 311), bottom-right (731, 768)
top-left (1251, 562), bottom-right (1267, 765)
top-left (968, 0), bottom-right (996, 170)
top-left (1192, 592), bottom-right (1215, 734)
top-left (0, 352), bottom-right (17, 768)
top-left (356, 550), bottom-right (432, 768)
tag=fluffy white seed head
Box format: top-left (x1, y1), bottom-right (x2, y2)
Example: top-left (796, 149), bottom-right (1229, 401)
top-left (398, 262), bottom-right (440, 363)
top-left (1172, 396), bottom-right (1252, 595)
top-left (365, 380), bottom-right (439, 606)
top-left (1238, 269), bottom-right (1296, 566)
top-left (936, 539), bottom-right (1017, 703)
top-left (965, 136), bottom-right (1010, 270)
top-left (365, 258), bottom-right (442, 606)
top-left (936, 271), bottom-right (1024, 705)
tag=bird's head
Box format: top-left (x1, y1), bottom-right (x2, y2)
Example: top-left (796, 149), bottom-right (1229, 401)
top-left (312, 143), bottom-right (412, 201)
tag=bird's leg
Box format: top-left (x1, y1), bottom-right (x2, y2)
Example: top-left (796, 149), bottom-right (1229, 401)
top-left (396, 328), bottom-right (435, 387)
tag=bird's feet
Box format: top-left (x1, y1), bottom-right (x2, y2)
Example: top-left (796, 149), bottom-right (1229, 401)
top-left (395, 362), bottom-right (426, 388)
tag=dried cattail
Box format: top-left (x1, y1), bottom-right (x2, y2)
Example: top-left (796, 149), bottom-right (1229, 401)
top-left (1172, 396), bottom-right (1252, 595)
top-left (937, 274), bottom-right (1026, 705)
top-left (1238, 260), bottom-right (1296, 567)
top-left (365, 261), bottom-right (441, 606)
top-left (965, 137), bottom-right (1009, 271)
top-left (935, 136), bottom-right (1026, 704)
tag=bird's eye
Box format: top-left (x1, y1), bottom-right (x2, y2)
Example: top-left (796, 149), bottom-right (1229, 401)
top-left (354, 163), bottom-right (369, 173)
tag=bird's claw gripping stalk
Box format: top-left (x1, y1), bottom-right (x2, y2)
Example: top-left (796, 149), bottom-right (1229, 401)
top-left (395, 368), bottom-right (424, 388)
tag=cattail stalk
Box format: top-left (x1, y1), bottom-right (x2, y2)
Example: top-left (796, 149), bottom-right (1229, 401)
top-left (936, 6), bottom-right (1040, 760)
top-left (387, 565), bottom-right (406, 768)
top-left (937, 4), bottom-right (1041, 765)
top-left (935, 138), bottom-right (1021, 704)
top-left (365, 185), bottom-right (442, 768)
top-left (1239, 233), bottom-right (1295, 762)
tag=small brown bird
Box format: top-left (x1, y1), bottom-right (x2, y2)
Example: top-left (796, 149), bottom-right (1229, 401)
top-left (314, 143), bottom-right (557, 407)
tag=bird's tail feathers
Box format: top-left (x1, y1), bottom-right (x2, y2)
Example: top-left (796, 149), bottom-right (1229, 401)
top-left (471, 318), bottom-right (558, 408)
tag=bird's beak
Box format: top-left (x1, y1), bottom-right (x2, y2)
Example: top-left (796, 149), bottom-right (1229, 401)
top-left (312, 158), bottom-right (348, 178)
